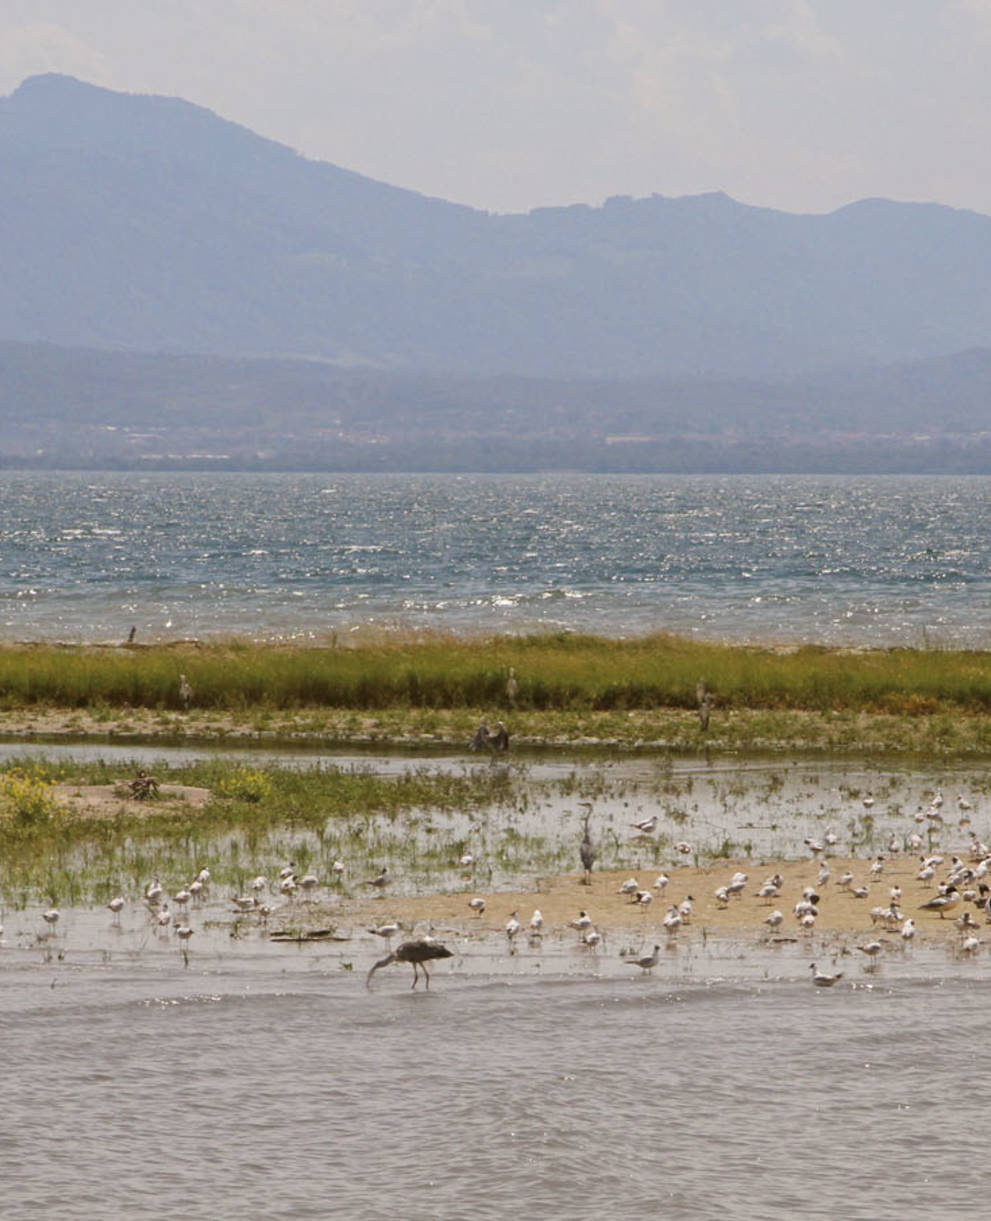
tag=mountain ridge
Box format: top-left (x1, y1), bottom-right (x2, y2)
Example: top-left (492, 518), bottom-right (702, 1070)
top-left (3, 73), bottom-right (991, 380)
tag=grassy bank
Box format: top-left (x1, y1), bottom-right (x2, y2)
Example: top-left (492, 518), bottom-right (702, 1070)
top-left (2, 632), bottom-right (991, 716)
top-left (0, 758), bottom-right (517, 906)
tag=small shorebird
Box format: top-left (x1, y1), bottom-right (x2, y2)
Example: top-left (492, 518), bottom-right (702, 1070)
top-left (764, 909), bottom-right (784, 933)
top-left (810, 963), bottom-right (844, 987)
top-left (529, 909), bottom-right (544, 933)
top-left (919, 887), bottom-right (960, 918)
top-left (630, 815), bottom-right (658, 835)
top-left (505, 911), bottom-right (521, 941)
top-left (662, 905), bottom-right (682, 934)
top-left (627, 945), bottom-right (661, 975)
top-left (468, 897), bottom-right (486, 917)
top-left (42, 908), bottom-right (60, 932)
top-left (568, 910), bottom-right (592, 934)
top-left (726, 872), bottom-right (748, 898)
top-left (369, 922), bottom-right (402, 942)
top-left (857, 941), bottom-right (884, 967)
top-left (107, 896), bottom-right (125, 922)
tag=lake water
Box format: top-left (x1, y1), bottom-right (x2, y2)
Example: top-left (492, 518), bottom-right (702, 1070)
top-left (3, 470), bottom-right (991, 646)
top-left (4, 912), bottom-right (989, 1221)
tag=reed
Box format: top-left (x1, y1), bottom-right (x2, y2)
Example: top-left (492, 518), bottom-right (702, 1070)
top-left (1, 633), bottom-right (991, 714)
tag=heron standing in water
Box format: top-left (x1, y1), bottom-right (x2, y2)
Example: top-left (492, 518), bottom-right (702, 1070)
top-left (366, 939), bottom-right (455, 990)
top-left (579, 802), bottom-right (596, 885)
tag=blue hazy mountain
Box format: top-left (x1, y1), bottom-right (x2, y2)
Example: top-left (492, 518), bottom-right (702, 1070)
top-left (3, 73), bottom-right (991, 381)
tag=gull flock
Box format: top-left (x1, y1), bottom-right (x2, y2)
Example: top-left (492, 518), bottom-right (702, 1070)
top-left (13, 787), bottom-right (991, 992)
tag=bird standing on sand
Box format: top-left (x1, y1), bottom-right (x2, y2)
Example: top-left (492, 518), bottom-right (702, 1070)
top-left (468, 897), bottom-right (486, 917)
top-left (919, 887), bottom-right (960, 918)
top-left (178, 673), bottom-right (193, 710)
top-left (366, 939), bottom-right (455, 990)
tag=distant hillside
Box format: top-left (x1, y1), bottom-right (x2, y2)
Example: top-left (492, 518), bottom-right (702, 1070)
top-left (2, 74), bottom-right (991, 381)
top-left (4, 341), bottom-right (991, 472)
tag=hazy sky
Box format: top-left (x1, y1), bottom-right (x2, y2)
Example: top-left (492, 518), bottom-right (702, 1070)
top-left (2, 1), bottom-right (990, 216)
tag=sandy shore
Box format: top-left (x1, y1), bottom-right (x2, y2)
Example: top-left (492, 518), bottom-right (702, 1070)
top-left (340, 856), bottom-right (986, 945)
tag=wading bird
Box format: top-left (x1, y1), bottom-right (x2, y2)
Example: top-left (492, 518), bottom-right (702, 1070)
top-left (579, 804), bottom-right (596, 885)
top-left (810, 963), bottom-right (844, 987)
top-left (178, 673), bottom-right (193, 710)
top-left (627, 945), bottom-right (661, 975)
top-left (366, 939), bottom-right (454, 990)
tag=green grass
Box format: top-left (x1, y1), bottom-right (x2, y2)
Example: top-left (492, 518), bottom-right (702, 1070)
top-left (2, 632), bottom-right (991, 715)
top-left (0, 757), bottom-right (513, 905)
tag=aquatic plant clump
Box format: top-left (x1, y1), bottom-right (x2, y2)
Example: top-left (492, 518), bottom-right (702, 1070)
top-left (0, 768), bottom-right (64, 829)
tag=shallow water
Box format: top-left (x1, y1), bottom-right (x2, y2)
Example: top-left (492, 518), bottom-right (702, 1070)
top-left (3, 911), bottom-right (988, 1221)
top-left (3, 740), bottom-right (981, 890)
